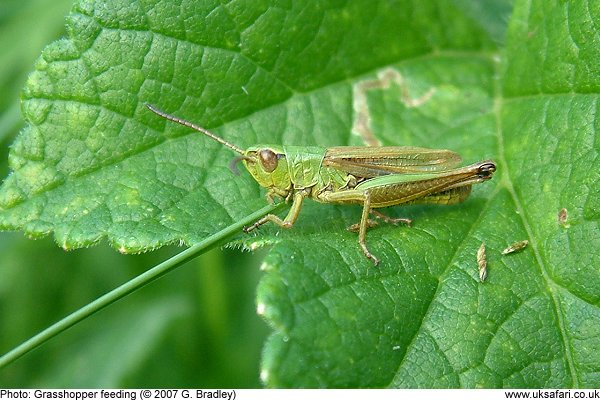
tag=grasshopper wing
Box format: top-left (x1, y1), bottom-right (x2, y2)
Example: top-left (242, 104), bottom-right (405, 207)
top-left (323, 146), bottom-right (462, 178)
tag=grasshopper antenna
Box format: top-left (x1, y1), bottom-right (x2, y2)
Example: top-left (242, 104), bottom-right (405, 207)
top-left (146, 104), bottom-right (245, 155)
top-left (228, 156), bottom-right (247, 176)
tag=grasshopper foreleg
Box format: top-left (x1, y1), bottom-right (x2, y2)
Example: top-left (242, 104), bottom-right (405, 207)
top-left (244, 190), bottom-right (306, 232)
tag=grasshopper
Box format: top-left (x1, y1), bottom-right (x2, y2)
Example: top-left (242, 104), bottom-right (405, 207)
top-left (147, 104), bottom-right (496, 265)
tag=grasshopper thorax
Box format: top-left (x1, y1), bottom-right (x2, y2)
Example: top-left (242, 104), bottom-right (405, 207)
top-left (243, 145), bottom-right (291, 196)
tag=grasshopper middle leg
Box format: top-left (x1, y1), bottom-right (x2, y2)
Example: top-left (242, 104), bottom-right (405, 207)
top-left (357, 191), bottom-right (380, 265)
top-left (319, 189), bottom-right (383, 265)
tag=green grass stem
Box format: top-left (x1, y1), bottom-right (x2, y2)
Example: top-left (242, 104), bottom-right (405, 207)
top-left (0, 202), bottom-right (286, 368)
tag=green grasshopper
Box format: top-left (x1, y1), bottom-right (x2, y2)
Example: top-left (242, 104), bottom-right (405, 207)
top-left (147, 104), bottom-right (496, 265)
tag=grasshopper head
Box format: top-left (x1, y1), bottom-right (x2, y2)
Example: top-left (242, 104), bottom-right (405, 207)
top-left (242, 145), bottom-right (291, 195)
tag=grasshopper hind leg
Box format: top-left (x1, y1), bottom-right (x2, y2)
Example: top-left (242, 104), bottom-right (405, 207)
top-left (347, 210), bottom-right (412, 232)
top-left (347, 219), bottom-right (378, 232)
top-left (370, 209), bottom-right (412, 227)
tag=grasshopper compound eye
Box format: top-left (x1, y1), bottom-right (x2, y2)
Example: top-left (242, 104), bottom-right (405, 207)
top-left (259, 149), bottom-right (279, 173)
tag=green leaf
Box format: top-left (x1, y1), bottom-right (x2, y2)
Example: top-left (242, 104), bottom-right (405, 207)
top-left (1, 0), bottom-right (598, 388)
top-left (0, 0), bottom-right (498, 252)
top-left (34, 296), bottom-right (190, 386)
top-left (256, 0), bottom-right (600, 388)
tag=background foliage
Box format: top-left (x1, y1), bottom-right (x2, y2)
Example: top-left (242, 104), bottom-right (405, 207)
top-left (0, 0), bottom-right (268, 387)
top-left (1, 0), bottom-right (599, 388)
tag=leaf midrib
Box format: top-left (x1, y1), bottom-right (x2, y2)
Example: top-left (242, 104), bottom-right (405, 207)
top-left (494, 60), bottom-right (580, 386)
top-left (386, 181), bottom-right (500, 387)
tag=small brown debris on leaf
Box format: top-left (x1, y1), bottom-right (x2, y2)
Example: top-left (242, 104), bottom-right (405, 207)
top-left (558, 208), bottom-right (569, 227)
top-left (477, 242), bottom-right (487, 282)
top-left (502, 240), bottom-right (529, 255)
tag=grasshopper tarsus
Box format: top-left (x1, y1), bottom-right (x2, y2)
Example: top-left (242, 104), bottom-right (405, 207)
top-left (370, 210), bottom-right (412, 227)
top-left (347, 219), bottom-right (379, 233)
top-left (350, 210), bottom-right (411, 265)
top-left (242, 225), bottom-right (255, 233)
top-left (359, 241), bottom-right (381, 266)
top-left (244, 213), bottom-right (294, 234)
